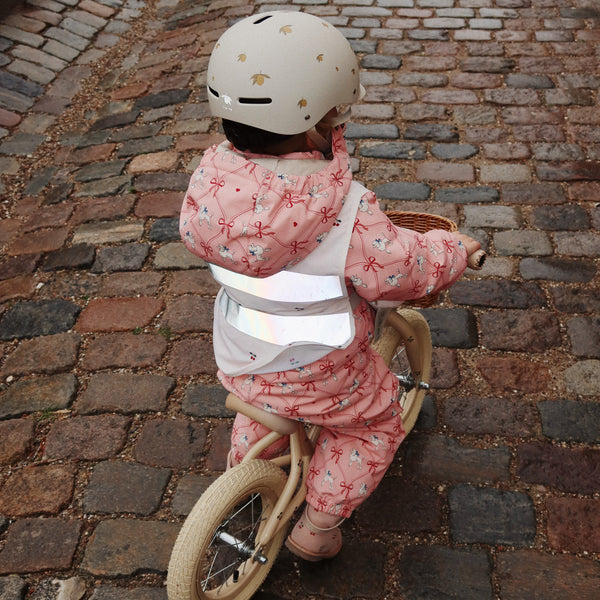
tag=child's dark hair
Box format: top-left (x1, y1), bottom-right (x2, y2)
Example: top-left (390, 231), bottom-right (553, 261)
top-left (222, 119), bottom-right (294, 153)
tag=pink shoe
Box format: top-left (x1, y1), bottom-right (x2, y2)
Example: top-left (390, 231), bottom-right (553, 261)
top-left (285, 507), bottom-right (343, 561)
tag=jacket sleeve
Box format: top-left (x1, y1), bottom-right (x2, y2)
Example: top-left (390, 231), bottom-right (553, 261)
top-left (344, 190), bottom-right (468, 303)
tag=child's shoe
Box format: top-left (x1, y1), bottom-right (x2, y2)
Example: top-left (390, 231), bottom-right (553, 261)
top-left (285, 506), bottom-right (343, 561)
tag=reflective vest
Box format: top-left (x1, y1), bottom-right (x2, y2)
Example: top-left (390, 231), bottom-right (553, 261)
top-left (211, 179), bottom-right (366, 376)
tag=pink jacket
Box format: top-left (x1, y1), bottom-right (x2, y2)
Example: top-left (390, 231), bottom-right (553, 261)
top-left (180, 126), bottom-right (468, 403)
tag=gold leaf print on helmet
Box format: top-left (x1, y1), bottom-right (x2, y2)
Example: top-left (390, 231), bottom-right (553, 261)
top-left (238, 53), bottom-right (247, 62)
top-left (298, 98), bottom-right (307, 109)
top-left (316, 54), bottom-right (324, 62)
top-left (251, 73), bottom-right (270, 86)
top-left (280, 25), bottom-right (292, 35)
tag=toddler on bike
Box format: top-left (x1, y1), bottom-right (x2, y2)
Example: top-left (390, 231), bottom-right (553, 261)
top-left (180, 11), bottom-right (480, 562)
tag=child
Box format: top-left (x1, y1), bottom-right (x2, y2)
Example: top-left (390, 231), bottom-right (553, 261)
top-left (180, 11), bottom-right (481, 562)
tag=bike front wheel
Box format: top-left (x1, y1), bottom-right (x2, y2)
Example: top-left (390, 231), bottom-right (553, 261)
top-left (167, 459), bottom-right (288, 600)
top-left (371, 308), bottom-right (432, 435)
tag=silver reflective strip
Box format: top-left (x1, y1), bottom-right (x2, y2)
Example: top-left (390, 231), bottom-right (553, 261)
top-left (209, 264), bottom-right (344, 303)
top-left (219, 293), bottom-right (352, 347)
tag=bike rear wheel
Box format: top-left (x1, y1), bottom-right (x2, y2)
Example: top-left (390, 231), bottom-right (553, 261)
top-left (167, 459), bottom-right (288, 600)
top-left (371, 308), bottom-right (432, 434)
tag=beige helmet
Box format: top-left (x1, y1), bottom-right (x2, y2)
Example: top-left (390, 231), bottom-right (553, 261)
top-left (207, 11), bottom-right (364, 135)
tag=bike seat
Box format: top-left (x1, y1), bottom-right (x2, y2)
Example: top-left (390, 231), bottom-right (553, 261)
top-left (226, 393), bottom-right (298, 436)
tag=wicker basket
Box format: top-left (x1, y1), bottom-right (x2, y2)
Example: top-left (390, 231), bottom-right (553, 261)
top-left (385, 210), bottom-right (458, 308)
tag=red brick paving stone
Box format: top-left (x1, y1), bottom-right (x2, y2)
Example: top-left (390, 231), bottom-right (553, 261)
top-left (81, 333), bottom-right (167, 370)
top-left (175, 132), bottom-right (225, 152)
top-left (79, 0), bottom-right (117, 18)
top-left (0, 518), bottom-right (82, 574)
top-left (477, 357), bottom-right (551, 393)
top-left (75, 297), bottom-right (164, 332)
top-left (0, 219), bottom-right (22, 245)
top-left (405, 434), bottom-right (511, 484)
top-left (127, 151), bottom-right (180, 174)
top-left (0, 332), bottom-right (81, 377)
top-left (417, 162), bottom-right (475, 182)
top-left (44, 414), bottom-right (131, 461)
top-left (69, 195), bottom-right (136, 225)
top-left (75, 373), bottom-right (174, 415)
top-left (66, 143), bottom-right (116, 165)
top-left (430, 348), bottom-right (459, 388)
top-left (161, 296), bottom-right (214, 333)
top-left (516, 442), bottom-right (600, 495)
top-left (0, 464), bottom-right (75, 516)
top-left (547, 498), bottom-right (600, 554)
top-left (134, 418), bottom-right (208, 468)
top-left (444, 396), bottom-right (538, 437)
top-left (0, 255), bottom-right (39, 281)
top-left (538, 160), bottom-right (600, 181)
top-left (81, 519), bottom-right (179, 576)
top-left (99, 271), bottom-right (163, 297)
top-left (0, 276), bottom-right (36, 303)
top-left (169, 269), bottom-right (220, 296)
top-left (23, 203), bottom-right (74, 233)
top-left (496, 550), bottom-right (600, 600)
top-left (134, 191), bottom-right (183, 218)
top-left (0, 418), bottom-right (35, 464)
top-left (111, 81), bottom-right (150, 101)
top-left (7, 226), bottom-right (69, 256)
top-left (167, 337), bottom-right (218, 376)
top-left (0, 107), bottom-right (22, 127)
top-left (204, 421), bottom-right (231, 472)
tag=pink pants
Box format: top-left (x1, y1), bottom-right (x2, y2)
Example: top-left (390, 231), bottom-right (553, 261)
top-left (228, 347), bottom-right (405, 518)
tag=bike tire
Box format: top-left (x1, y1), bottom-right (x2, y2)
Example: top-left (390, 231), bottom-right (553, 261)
top-left (371, 308), bottom-right (432, 435)
top-left (167, 459), bottom-right (288, 600)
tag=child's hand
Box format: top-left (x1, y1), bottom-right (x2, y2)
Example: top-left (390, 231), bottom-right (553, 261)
top-left (454, 233), bottom-right (486, 270)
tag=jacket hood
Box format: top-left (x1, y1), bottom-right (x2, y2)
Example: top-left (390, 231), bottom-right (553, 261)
top-left (180, 126), bottom-right (353, 277)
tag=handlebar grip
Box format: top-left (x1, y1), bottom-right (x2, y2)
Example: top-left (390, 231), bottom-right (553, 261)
top-left (467, 249), bottom-right (486, 270)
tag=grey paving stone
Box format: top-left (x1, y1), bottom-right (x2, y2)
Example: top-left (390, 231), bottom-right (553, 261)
top-left (520, 258), bottom-right (596, 282)
top-left (116, 135), bottom-right (173, 157)
top-left (83, 461), bottom-right (170, 515)
top-left (435, 186), bottom-right (499, 203)
top-left (0, 70), bottom-right (45, 97)
top-left (133, 89), bottom-right (191, 110)
top-left (567, 316), bottom-right (600, 358)
top-left (299, 540), bottom-right (387, 599)
top-left (29, 577), bottom-right (86, 600)
top-left (449, 280), bottom-right (546, 309)
top-left (0, 575), bottom-right (27, 599)
top-left (530, 205), bottom-right (590, 231)
top-left (43, 182), bottom-right (74, 205)
top-left (345, 123), bottom-right (399, 139)
top-left (361, 54), bottom-right (402, 69)
top-left (148, 218), bottom-right (179, 242)
top-left (564, 360), bottom-right (600, 396)
top-left (182, 384), bottom-right (233, 418)
top-left (404, 123), bottom-right (459, 142)
top-left (0, 373), bottom-right (77, 419)
top-left (554, 232), bottom-right (600, 257)
top-left (171, 474), bottom-right (219, 516)
top-left (431, 143), bottom-right (479, 159)
top-left (397, 545), bottom-right (493, 600)
top-left (91, 243), bottom-right (150, 273)
top-left (373, 181), bottom-right (431, 200)
top-left (73, 160), bottom-right (127, 182)
top-left (133, 172), bottom-right (189, 192)
top-left (551, 287), bottom-right (600, 313)
top-left (539, 400), bottom-right (600, 444)
top-left (463, 205), bottom-right (520, 228)
top-left (421, 307), bottom-right (478, 349)
top-left (359, 141), bottom-right (426, 159)
top-left (0, 133), bottom-right (46, 155)
top-left (449, 485), bottom-right (536, 546)
top-left (74, 175), bottom-right (132, 198)
top-left (0, 299), bottom-right (81, 340)
top-left (89, 110), bottom-right (140, 131)
top-left (109, 123), bottom-right (162, 142)
top-left (506, 74), bottom-right (554, 88)
top-left (44, 26), bottom-right (90, 51)
top-left (494, 230), bottom-right (553, 256)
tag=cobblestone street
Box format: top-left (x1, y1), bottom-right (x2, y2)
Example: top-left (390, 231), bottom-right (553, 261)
top-left (0, 0), bottom-right (599, 598)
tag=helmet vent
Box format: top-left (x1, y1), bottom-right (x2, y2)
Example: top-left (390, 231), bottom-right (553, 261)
top-left (208, 87), bottom-right (219, 98)
top-left (253, 15), bottom-right (273, 25)
top-left (239, 97), bottom-right (272, 105)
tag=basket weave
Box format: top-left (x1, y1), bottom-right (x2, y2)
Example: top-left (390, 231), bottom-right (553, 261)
top-left (385, 210), bottom-right (458, 308)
